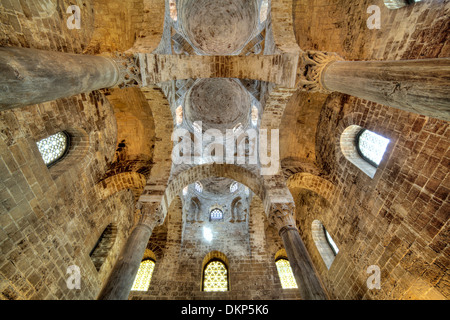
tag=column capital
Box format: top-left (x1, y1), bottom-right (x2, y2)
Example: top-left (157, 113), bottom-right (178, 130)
top-left (137, 202), bottom-right (165, 229)
top-left (268, 202), bottom-right (298, 235)
top-left (296, 50), bottom-right (344, 93)
top-left (110, 53), bottom-right (143, 88)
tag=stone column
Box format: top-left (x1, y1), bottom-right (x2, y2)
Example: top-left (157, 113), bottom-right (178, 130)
top-left (297, 50), bottom-right (450, 121)
top-left (270, 203), bottom-right (329, 300)
top-left (97, 203), bottom-right (163, 300)
top-left (0, 47), bottom-right (141, 110)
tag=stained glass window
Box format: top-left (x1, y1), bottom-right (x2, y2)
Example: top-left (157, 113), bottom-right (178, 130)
top-left (230, 182), bottom-right (238, 193)
top-left (276, 258), bottom-right (298, 289)
top-left (210, 208), bottom-right (223, 220)
top-left (36, 131), bottom-right (69, 166)
top-left (203, 260), bottom-right (228, 292)
top-left (356, 129), bottom-right (389, 167)
top-left (131, 259), bottom-right (155, 291)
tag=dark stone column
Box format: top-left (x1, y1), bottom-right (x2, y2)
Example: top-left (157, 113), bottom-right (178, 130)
top-left (270, 203), bottom-right (329, 300)
top-left (322, 58), bottom-right (450, 121)
top-left (97, 203), bottom-right (163, 300)
top-left (297, 50), bottom-right (450, 121)
top-left (0, 47), bottom-right (121, 110)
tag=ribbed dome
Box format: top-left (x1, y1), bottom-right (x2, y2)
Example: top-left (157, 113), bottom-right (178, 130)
top-left (179, 0), bottom-right (258, 55)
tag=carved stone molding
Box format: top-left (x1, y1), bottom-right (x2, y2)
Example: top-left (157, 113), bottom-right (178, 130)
top-left (139, 202), bottom-right (165, 229)
top-left (296, 50), bottom-right (343, 93)
top-left (110, 53), bottom-right (143, 88)
top-left (268, 202), bottom-right (298, 235)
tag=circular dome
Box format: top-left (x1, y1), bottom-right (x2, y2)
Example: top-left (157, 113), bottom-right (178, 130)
top-left (184, 79), bottom-right (250, 133)
top-left (179, 0), bottom-right (258, 55)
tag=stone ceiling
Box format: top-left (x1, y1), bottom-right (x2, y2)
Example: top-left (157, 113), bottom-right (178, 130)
top-left (179, 0), bottom-right (258, 55)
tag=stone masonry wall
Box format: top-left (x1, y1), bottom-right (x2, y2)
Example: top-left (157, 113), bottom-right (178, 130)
top-left (129, 195), bottom-right (301, 300)
top-left (281, 0), bottom-right (450, 300)
top-left (0, 92), bottom-right (136, 299)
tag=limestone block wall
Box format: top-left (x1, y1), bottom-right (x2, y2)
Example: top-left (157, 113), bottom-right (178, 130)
top-left (0, 0), bottom-right (159, 54)
top-left (129, 196), bottom-right (301, 300)
top-left (280, 0), bottom-right (450, 300)
top-left (0, 92), bottom-right (136, 299)
top-left (306, 94), bottom-right (449, 300)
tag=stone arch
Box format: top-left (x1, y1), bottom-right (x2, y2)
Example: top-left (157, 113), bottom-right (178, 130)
top-left (104, 87), bottom-right (156, 178)
top-left (274, 248), bottom-right (288, 260)
top-left (160, 164), bottom-right (267, 220)
top-left (202, 250), bottom-right (229, 270)
top-left (137, 85), bottom-right (174, 204)
top-left (270, 0), bottom-right (301, 55)
top-left (286, 172), bottom-right (336, 204)
top-left (261, 86), bottom-right (297, 133)
top-left (142, 248), bottom-right (157, 261)
top-left (95, 172), bottom-right (147, 201)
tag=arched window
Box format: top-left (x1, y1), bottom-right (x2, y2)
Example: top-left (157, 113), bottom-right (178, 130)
top-left (202, 260), bottom-right (228, 292)
top-left (36, 131), bottom-right (70, 167)
top-left (233, 123), bottom-right (243, 133)
top-left (312, 220), bottom-right (338, 269)
top-left (340, 125), bottom-right (390, 178)
top-left (355, 129), bottom-right (390, 168)
top-left (251, 105), bottom-right (258, 126)
top-left (210, 208), bottom-right (223, 220)
top-left (195, 181), bottom-right (203, 193)
top-left (89, 224), bottom-right (117, 271)
top-left (275, 258), bottom-right (298, 289)
top-left (230, 182), bottom-right (238, 193)
top-left (176, 105), bottom-right (183, 125)
top-left (131, 259), bottom-right (156, 291)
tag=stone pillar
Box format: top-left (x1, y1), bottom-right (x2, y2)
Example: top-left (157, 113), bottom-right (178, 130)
top-left (97, 203), bottom-right (164, 300)
top-left (270, 203), bottom-right (329, 300)
top-left (0, 47), bottom-right (141, 110)
top-left (297, 50), bottom-right (450, 122)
